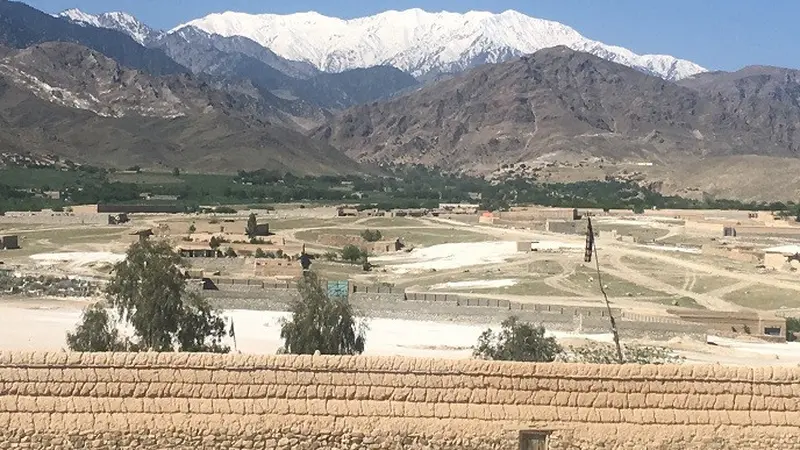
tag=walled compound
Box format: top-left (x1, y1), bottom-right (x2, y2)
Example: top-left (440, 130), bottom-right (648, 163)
top-left (0, 352), bottom-right (797, 450)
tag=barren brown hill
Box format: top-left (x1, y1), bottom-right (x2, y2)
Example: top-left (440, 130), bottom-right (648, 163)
top-left (315, 47), bottom-right (800, 199)
top-left (0, 42), bottom-right (357, 174)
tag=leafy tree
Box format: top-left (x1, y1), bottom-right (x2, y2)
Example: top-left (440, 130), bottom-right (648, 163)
top-left (474, 316), bottom-right (562, 362)
top-left (279, 272), bottom-right (366, 355)
top-left (562, 342), bottom-right (683, 365)
top-left (188, 223), bottom-right (196, 234)
top-left (224, 247), bottom-right (237, 258)
top-left (786, 317), bottom-right (800, 342)
top-left (176, 294), bottom-right (229, 353)
top-left (209, 236), bottom-right (223, 253)
top-left (172, 167), bottom-right (181, 177)
top-left (341, 244), bottom-right (367, 263)
top-left (245, 212), bottom-right (258, 238)
top-left (360, 229), bottom-right (383, 242)
top-left (66, 302), bottom-right (126, 352)
top-left (255, 248), bottom-right (266, 258)
top-left (102, 239), bottom-right (230, 352)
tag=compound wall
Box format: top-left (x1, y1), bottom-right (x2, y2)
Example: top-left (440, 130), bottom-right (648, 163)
top-left (0, 352), bottom-right (798, 450)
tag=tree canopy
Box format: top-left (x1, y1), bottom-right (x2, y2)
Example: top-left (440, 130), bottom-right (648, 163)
top-left (474, 316), bottom-right (562, 362)
top-left (245, 212), bottom-right (258, 238)
top-left (67, 239), bottom-right (230, 353)
top-left (66, 302), bottom-right (126, 352)
top-left (279, 272), bottom-right (366, 355)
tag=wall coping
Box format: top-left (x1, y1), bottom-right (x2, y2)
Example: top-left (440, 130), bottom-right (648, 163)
top-left (1, 352), bottom-right (798, 383)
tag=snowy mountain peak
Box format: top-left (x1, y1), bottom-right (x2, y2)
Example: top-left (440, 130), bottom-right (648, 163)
top-left (56, 8), bottom-right (162, 45)
top-left (173, 8), bottom-right (706, 80)
top-left (58, 8), bottom-right (101, 27)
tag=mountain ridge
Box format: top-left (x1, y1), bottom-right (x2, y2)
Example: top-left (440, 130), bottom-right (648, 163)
top-left (0, 40), bottom-right (359, 174)
top-left (315, 46), bottom-right (799, 178)
top-left (0, 1), bottom-right (185, 76)
top-left (175, 8), bottom-right (706, 80)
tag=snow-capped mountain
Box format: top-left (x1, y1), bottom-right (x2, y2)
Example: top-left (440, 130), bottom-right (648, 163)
top-left (174, 9), bottom-right (706, 80)
top-left (57, 8), bottom-right (162, 45)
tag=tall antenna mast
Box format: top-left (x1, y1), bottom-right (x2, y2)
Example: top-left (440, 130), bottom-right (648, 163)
top-left (586, 216), bottom-right (624, 364)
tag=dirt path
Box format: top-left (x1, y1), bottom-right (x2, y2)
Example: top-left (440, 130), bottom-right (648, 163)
top-left (603, 252), bottom-right (742, 311)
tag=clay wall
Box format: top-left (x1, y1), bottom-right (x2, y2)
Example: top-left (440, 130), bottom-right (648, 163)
top-left (0, 352), bottom-right (797, 450)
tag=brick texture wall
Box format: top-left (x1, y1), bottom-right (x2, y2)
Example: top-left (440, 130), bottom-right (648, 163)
top-left (0, 352), bottom-right (798, 450)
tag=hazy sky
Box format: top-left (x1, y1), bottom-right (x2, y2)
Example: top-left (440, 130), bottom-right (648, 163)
top-left (23, 0), bottom-right (800, 71)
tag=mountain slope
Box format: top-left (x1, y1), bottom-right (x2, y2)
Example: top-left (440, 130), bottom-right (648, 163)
top-left (0, 41), bottom-right (357, 174)
top-left (315, 47), bottom-right (798, 173)
top-left (0, 0), bottom-right (185, 76)
top-left (176, 8), bottom-right (705, 80)
top-left (155, 27), bottom-right (418, 111)
top-left (173, 28), bottom-right (318, 79)
top-left (57, 8), bottom-right (162, 45)
top-left (678, 66), bottom-right (800, 153)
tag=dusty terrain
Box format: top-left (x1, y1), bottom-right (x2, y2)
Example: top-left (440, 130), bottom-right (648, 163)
top-left (1, 204), bottom-right (800, 365)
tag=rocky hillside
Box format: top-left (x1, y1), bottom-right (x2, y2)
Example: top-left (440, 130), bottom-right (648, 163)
top-left (316, 47), bottom-right (799, 171)
top-left (0, 42), bottom-right (357, 174)
top-left (0, 1), bottom-right (184, 76)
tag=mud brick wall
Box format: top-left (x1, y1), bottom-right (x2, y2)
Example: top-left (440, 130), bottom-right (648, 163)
top-left (1, 352), bottom-right (797, 450)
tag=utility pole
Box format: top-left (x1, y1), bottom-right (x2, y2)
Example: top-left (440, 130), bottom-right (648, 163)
top-left (586, 216), bottom-right (624, 364)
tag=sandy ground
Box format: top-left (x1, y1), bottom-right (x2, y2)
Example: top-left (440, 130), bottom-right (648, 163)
top-left (430, 279), bottom-right (519, 290)
top-left (1, 298), bottom-right (799, 365)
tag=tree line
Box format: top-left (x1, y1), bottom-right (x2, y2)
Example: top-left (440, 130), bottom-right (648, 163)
top-left (5, 164), bottom-right (799, 217)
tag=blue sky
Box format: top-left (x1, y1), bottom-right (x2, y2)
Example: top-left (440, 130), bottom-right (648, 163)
top-left (24, 0), bottom-right (800, 71)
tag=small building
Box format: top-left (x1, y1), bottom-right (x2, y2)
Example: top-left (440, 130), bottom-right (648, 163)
top-left (130, 228), bottom-right (154, 243)
top-left (762, 245), bottom-right (800, 271)
top-left (0, 235), bottom-right (20, 250)
top-left (478, 212), bottom-right (496, 224)
top-left (438, 203), bottom-right (479, 214)
top-left (516, 241), bottom-right (532, 252)
top-left (670, 309), bottom-right (787, 341)
top-left (337, 207), bottom-right (359, 217)
top-left (177, 244), bottom-right (222, 258)
top-left (253, 223), bottom-right (270, 237)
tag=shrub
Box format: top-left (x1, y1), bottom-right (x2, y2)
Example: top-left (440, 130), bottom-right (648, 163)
top-left (214, 206), bottom-right (237, 214)
top-left (786, 317), bottom-right (800, 342)
top-left (279, 272), bottom-right (367, 355)
top-left (224, 247), bottom-right (237, 258)
top-left (360, 229), bottom-right (383, 242)
top-left (341, 245), bottom-right (367, 263)
top-left (474, 316), bottom-right (562, 362)
top-left (255, 248), bottom-right (266, 258)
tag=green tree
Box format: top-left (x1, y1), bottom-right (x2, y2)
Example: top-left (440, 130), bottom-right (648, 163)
top-left (341, 244), bottom-right (366, 263)
top-left (245, 212), bottom-right (258, 238)
top-left (66, 302), bottom-right (126, 352)
top-left (786, 317), bottom-right (800, 342)
top-left (474, 316), bottom-right (562, 362)
top-left (172, 167), bottom-right (181, 177)
top-left (224, 247), bottom-right (237, 258)
top-left (279, 272), bottom-right (367, 355)
top-left (360, 229), bottom-right (383, 242)
top-left (102, 239), bottom-right (229, 352)
top-left (188, 223), bottom-right (196, 234)
top-left (255, 248), bottom-right (266, 258)
top-left (209, 236), bottom-right (223, 255)
top-left (176, 294), bottom-right (229, 353)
